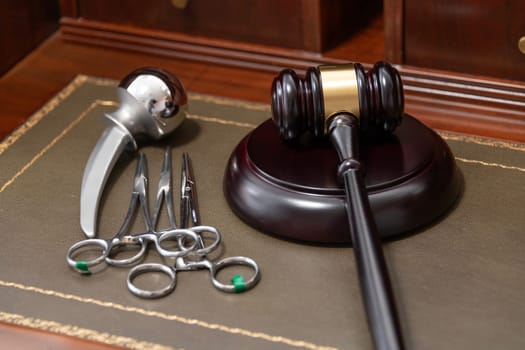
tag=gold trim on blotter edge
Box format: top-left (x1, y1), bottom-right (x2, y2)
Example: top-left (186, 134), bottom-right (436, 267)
top-left (439, 131), bottom-right (525, 152)
top-left (0, 75), bottom-right (87, 156)
top-left (188, 93), bottom-right (270, 112)
top-left (0, 280), bottom-right (337, 350)
top-left (0, 100), bottom-right (115, 194)
top-left (0, 311), bottom-right (177, 350)
top-left (455, 157), bottom-right (525, 172)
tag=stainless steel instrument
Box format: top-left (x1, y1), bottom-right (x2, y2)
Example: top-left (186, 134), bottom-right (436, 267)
top-left (80, 67), bottom-right (187, 238)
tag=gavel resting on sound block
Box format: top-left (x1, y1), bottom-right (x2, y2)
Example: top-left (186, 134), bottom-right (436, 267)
top-left (272, 62), bottom-right (405, 350)
top-left (224, 61), bottom-right (462, 350)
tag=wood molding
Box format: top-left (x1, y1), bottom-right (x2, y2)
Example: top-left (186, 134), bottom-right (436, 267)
top-left (399, 66), bottom-right (525, 141)
top-left (59, 17), bottom-right (342, 73)
top-left (59, 17), bottom-right (525, 142)
top-left (383, 0), bottom-right (404, 63)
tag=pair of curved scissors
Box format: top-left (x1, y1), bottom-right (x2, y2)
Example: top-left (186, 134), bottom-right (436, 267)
top-left (126, 153), bottom-right (261, 298)
top-left (66, 150), bottom-right (200, 274)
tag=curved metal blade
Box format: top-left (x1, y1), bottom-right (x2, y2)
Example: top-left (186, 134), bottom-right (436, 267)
top-left (80, 124), bottom-right (134, 238)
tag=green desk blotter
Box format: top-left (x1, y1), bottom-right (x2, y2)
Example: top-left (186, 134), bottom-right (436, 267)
top-left (0, 75), bottom-right (524, 350)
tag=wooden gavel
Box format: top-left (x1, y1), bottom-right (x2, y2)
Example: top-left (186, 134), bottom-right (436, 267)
top-left (272, 61), bottom-right (406, 350)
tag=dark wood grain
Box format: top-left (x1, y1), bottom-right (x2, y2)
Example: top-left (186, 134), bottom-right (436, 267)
top-left (0, 0), bottom-right (60, 75)
top-left (58, 0), bottom-right (78, 17)
top-left (383, 0), bottom-right (404, 63)
top-left (403, 0), bottom-right (525, 81)
top-left (321, 15), bottom-right (386, 63)
top-left (61, 0), bottom-right (380, 52)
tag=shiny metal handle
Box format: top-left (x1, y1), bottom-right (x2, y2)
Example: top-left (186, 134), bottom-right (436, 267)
top-left (519, 37), bottom-right (525, 55)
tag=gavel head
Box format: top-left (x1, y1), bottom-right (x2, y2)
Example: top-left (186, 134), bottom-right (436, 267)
top-left (112, 67), bottom-right (188, 141)
top-left (271, 61), bottom-right (404, 142)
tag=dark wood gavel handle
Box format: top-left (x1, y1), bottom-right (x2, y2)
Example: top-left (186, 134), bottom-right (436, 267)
top-left (329, 114), bottom-right (405, 350)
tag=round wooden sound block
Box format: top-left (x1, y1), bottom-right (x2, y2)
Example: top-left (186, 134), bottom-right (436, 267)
top-left (223, 115), bottom-right (462, 244)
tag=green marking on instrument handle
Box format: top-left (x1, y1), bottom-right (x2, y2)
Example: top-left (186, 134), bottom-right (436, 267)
top-left (75, 261), bottom-right (92, 275)
top-left (231, 274), bottom-right (246, 293)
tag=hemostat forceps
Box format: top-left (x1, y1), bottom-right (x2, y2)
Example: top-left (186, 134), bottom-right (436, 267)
top-left (126, 152), bottom-right (261, 299)
top-left (66, 150), bottom-right (199, 274)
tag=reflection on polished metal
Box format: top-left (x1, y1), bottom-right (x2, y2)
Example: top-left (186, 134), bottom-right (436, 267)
top-left (519, 37), bottom-right (525, 55)
top-left (80, 67), bottom-right (187, 238)
top-left (318, 64), bottom-right (360, 121)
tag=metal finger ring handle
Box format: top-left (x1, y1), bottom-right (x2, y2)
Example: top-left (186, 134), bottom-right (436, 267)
top-left (187, 225), bottom-right (222, 256)
top-left (155, 228), bottom-right (200, 258)
top-left (127, 263), bottom-right (177, 299)
top-left (210, 256), bottom-right (261, 293)
top-left (104, 240), bottom-right (149, 267)
top-left (66, 239), bottom-right (109, 274)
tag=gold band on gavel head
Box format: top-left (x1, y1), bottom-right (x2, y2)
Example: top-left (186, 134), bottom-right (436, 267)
top-left (318, 64), bottom-right (361, 124)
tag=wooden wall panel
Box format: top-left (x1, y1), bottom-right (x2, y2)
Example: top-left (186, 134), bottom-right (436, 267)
top-left (75, 0), bottom-right (309, 49)
top-left (61, 0), bottom-right (381, 52)
top-left (0, 0), bottom-right (60, 76)
top-left (403, 0), bottom-right (525, 81)
top-left (383, 0), bottom-right (403, 63)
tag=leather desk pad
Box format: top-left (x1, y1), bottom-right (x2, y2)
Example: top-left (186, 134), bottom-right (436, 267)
top-left (0, 76), bottom-right (524, 350)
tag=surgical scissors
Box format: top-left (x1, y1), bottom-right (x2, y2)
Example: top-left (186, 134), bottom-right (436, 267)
top-left (126, 152), bottom-right (261, 298)
top-left (66, 150), bottom-right (200, 274)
